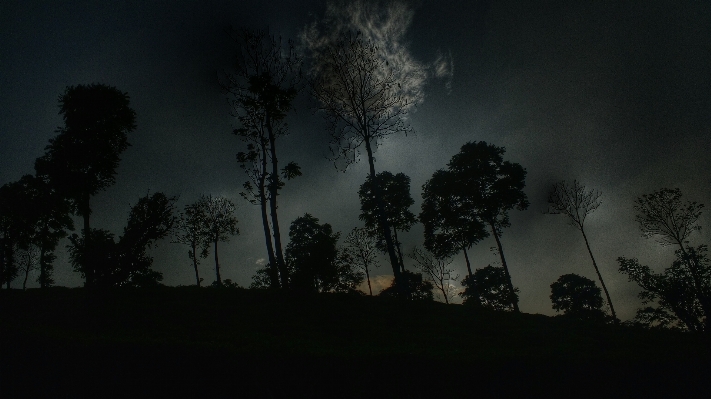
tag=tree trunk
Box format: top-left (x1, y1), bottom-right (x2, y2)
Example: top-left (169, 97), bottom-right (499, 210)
top-left (266, 111), bottom-right (289, 288)
top-left (39, 224), bottom-right (48, 288)
top-left (259, 147), bottom-right (280, 289)
top-left (462, 246), bottom-right (473, 278)
top-left (393, 227), bottom-right (405, 272)
top-left (580, 228), bottom-right (618, 323)
top-left (489, 221), bottom-right (520, 313)
top-left (83, 192), bottom-right (92, 288)
top-left (191, 242), bottom-right (200, 287)
top-left (214, 239), bottom-right (222, 286)
top-left (22, 252), bottom-right (30, 291)
top-left (364, 262), bottom-right (373, 296)
top-left (364, 137), bottom-right (407, 296)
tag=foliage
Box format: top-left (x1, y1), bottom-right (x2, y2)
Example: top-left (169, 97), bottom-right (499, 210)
top-left (633, 188), bottom-right (703, 247)
top-left (286, 214), bottom-right (341, 292)
top-left (550, 274), bottom-right (608, 322)
top-left (35, 83), bottom-right (136, 214)
top-left (618, 245), bottom-right (711, 332)
top-left (379, 270), bottom-right (434, 301)
top-left (409, 246), bottom-right (458, 304)
top-left (67, 192), bottom-right (176, 288)
top-left (420, 168), bottom-right (488, 268)
top-left (358, 171), bottom-right (417, 252)
top-left (195, 194), bottom-right (239, 286)
top-left (460, 266), bottom-right (519, 312)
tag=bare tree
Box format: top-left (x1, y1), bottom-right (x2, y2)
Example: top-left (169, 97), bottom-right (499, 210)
top-left (343, 227), bottom-right (380, 295)
top-left (409, 246), bottom-right (458, 304)
top-left (306, 31), bottom-right (425, 295)
top-left (197, 195), bottom-right (239, 286)
top-left (631, 188), bottom-right (710, 331)
top-left (547, 180), bottom-right (617, 322)
top-left (634, 188), bottom-right (704, 249)
top-left (222, 28), bottom-right (301, 289)
top-left (173, 203), bottom-right (209, 287)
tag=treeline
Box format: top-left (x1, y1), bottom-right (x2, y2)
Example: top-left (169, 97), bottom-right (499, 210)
top-left (1, 23), bottom-right (709, 335)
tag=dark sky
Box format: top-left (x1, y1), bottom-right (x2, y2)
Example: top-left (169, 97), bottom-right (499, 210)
top-left (2, 0), bottom-right (710, 319)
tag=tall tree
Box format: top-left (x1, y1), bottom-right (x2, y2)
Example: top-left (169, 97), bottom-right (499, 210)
top-left (0, 181), bottom-right (22, 288)
top-left (409, 246), bottom-right (458, 304)
top-left (445, 141), bottom-right (529, 312)
top-left (197, 195), bottom-right (239, 286)
top-left (35, 83), bottom-right (136, 288)
top-left (550, 274), bottom-right (608, 322)
top-left (420, 169), bottom-right (489, 278)
top-left (173, 203), bottom-right (209, 287)
top-left (222, 28), bottom-right (301, 289)
top-left (547, 180), bottom-right (618, 322)
top-left (343, 227), bottom-right (380, 295)
top-left (358, 172), bottom-right (417, 272)
top-left (306, 30), bottom-right (425, 295)
top-left (623, 188), bottom-right (711, 331)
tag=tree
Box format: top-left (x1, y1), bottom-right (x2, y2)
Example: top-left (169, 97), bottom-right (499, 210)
top-left (304, 2), bottom-right (427, 295)
top-left (409, 246), bottom-right (458, 304)
top-left (173, 203), bottom-right (209, 287)
top-left (547, 180), bottom-right (618, 322)
top-left (35, 83), bottom-right (136, 288)
top-left (359, 172), bottom-right (417, 272)
top-left (67, 192), bottom-right (176, 287)
top-left (460, 266), bottom-right (519, 312)
top-left (343, 227), bottom-right (380, 295)
top-left (378, 270), bottom-right (434, 301)
top-left (285, 213), bottom-right (341, 293)
top-left (550, 274), bottom-right (608, 322)
top-left (0, 181), bottom-right (22, 288)
top-left (618, 246), bottom-right (710, 332)
top-left (420, 169), bottom-right (489, 278)
top-left (222, 28), bottom-right (302, 290)
top-left (626, 188), bottom-right (711, 332)
top-left (196, 195), bottom-right (239, 287)
top-left (429, 141), bottom-right (528, 312)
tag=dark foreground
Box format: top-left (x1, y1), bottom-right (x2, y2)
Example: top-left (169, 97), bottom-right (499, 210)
top-left (2, 287), bottom-right (709, 398)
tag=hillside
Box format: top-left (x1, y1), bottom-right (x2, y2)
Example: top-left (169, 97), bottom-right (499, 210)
top-left (2, 287), bottom-right (709, 398)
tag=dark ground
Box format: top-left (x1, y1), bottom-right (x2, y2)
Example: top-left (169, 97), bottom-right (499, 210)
top-left (2, 287), bottom-right (709, 398)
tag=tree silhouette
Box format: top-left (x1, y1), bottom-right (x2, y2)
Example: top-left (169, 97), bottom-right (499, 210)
top-left (343, 227), bottom-right (380, 295)
top-left (0, 182), bottom-right (21, 288)
top-left (550, 274), bottom-right (608, 322)
top-left (223, 28), bottom-right (301, 289)
top-left (359, 172), bottom-right (417, 272)
top-left (196, 195), bottom-right (239, 287)
top-left (628, 188), bottom-right (711, 331)
top-left (306, 30), bottom-right (425, 295)
top-left (547, 180), bottom-right (618, 322)
top-left (460, 265), bottom-right (519, 312)
top-left (285, 213), bottom-right (340, 293)
top-left (35, 83), bottom-right (136, 288)
top-left (378, 270), bottom-right (434, 301)
top-left (173, 203), bottom-right (209, 287)
top-left (420, 169), bottom-right (488, 278)
top-left (409, 246), bottom-right (458, 304)
top-left (619, 246), bottom-right (710, 332)
top-left (436, 141), bottom-right (528, 312)
top-left (67, 192), bottom-right (176, 287)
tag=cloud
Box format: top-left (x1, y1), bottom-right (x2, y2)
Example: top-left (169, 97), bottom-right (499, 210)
top-left (433, 50), bottom-right (454, 94)
top-left (255, 258), bottom-right (266, 266)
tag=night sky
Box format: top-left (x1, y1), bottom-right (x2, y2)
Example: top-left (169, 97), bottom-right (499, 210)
top-left (2, 0), bottom-right (710, 319)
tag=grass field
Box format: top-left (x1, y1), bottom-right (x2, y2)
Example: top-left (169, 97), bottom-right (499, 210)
top-left (2, 287), bottom-right (709, 398)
